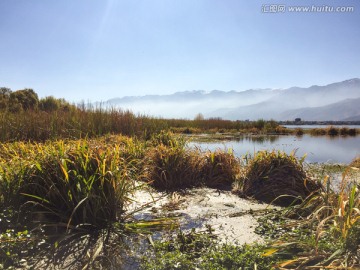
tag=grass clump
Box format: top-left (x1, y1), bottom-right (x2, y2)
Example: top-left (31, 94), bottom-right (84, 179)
top-left (201, 150), bottom-right (240, 188)
top-left (22, 140), bottom-right (136, 229)
top-left (145, 144), bottom-right (203, 190)
top-left (239, 151), bottom-right (321, 206)
top-left (145, 133), bottom-right (240, 190)
top-left (0, 137), bottom-right (141, 232)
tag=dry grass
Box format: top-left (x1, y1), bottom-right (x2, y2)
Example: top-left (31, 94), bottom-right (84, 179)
top-left (201, 150), bottom-right (240, 188)
top-left (144, 133), bottom-right (240, 190)
top-left (274, 166), bottom-right (360, 268)
top-left (239, 151), bottom-right (322, 206)
top-left (145, 144), bottom-right (203, 190)
top-left (350, 156), bottom-right (360, 168)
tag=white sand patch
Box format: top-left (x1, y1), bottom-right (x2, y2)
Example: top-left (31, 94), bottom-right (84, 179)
top-left (127, 187), bottom-right (278, 245)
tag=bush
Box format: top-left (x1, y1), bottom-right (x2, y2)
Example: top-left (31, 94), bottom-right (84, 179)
top-left (240, 151), bottom-right (321, 206)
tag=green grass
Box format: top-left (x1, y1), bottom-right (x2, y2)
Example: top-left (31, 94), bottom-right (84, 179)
top-left (140, 229), bottom-right (282, 270)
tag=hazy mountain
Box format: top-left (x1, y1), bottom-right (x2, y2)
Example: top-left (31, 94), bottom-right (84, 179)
top-left (104, 78), bottom-right (360, 120)
top-left (342, 114), bottom-right (360, 121)
top-left (216, 78), bottom-right (360, 120)
top-left (279, 97), bottom-right (360, 121)
top-left (105, 88), bottom-right (280, 118)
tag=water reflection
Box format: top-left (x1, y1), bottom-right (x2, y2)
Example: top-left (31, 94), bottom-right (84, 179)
top-left (189, 135), bottom-right (360, 164)
top-left (239, 135), bottom-right (280, 144)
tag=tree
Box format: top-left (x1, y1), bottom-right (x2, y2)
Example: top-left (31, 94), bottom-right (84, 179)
top-left (0, 87), bottom-right (12, 110)
top-left (194, 113), bottom-right (205, 121)
top-left (10, 88), bottom-right (39, 111)
top-left (0, 87), bottom-right (11, 96)
top-left (39, 96), bottom-right (60, 112)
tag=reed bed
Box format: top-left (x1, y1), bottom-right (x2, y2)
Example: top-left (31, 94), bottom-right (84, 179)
top-left (309, 126), bottom-right (358, 136)
top-left (0, 106), bottom-right (287, 142)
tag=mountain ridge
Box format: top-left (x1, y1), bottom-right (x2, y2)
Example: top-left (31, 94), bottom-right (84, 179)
top-left (102, 78), bottom-right (360, 121)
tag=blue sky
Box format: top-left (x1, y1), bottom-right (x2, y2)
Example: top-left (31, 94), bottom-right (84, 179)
top-left (1, 0), bottom-right (359, 102)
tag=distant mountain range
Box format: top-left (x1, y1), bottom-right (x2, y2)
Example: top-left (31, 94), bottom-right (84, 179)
top-left (103, 78), bottom-right (360, 121)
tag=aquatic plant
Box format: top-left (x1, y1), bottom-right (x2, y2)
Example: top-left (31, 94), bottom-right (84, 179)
top-left (294, 128), bottom-right (304, 136)
top-left (326, 126), bottom-right (339, 136)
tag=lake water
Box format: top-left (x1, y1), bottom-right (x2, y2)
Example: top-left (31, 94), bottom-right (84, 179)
top-left (283, 125), bottom-right (360, 130)
top-left (188, 134), bottom-right (360, 164)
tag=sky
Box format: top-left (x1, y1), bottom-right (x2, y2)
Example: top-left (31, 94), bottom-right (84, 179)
top-left (0, 0), bottom-right (359, 102)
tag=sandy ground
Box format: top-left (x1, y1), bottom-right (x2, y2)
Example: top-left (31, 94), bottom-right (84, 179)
top-left (17, 188), bottom-right (276, 269)
top-left (127, 187), bottom-right (277, 245)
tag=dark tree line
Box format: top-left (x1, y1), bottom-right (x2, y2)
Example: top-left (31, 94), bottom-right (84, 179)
top-left (0, 87), bottom-right (73, 113)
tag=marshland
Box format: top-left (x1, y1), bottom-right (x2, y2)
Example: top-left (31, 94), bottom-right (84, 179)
top-left (0, 91), bottom-right (359, 269)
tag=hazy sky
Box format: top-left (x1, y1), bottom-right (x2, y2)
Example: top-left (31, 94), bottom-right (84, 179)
top-left (1, 0), bottom-right (359, 102)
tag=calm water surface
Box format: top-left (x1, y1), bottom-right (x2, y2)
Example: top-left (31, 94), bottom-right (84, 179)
top-left (189, 135), bottom-right (360, 164)
top-left (283, 125), bottom-right (360, 130)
